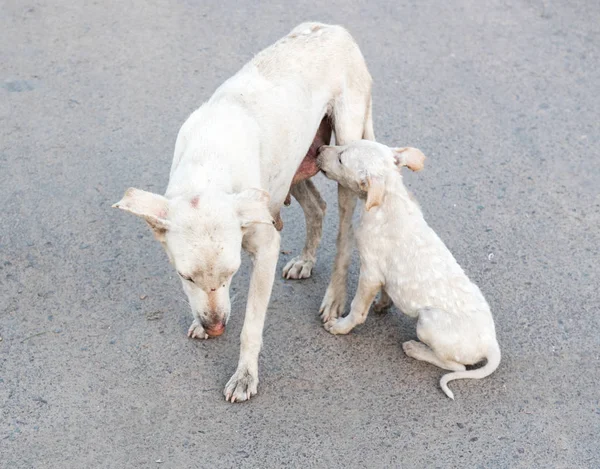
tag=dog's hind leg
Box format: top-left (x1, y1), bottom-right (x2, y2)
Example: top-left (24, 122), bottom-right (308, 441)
top-left (319, 90), bottom-right (372, 322)
top-left (363, 97), bottom-right (375, 141)
top-left (282, 179), bottom-right (326, 279)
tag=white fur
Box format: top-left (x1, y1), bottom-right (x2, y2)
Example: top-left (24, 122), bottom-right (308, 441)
top-left (318, 141), bottom-right (501, 399)
top-left (113, 23), bottom-right (374, 402)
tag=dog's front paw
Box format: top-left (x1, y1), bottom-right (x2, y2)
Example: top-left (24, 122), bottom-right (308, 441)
top-left (319, 287), bottom-right (346, 323)
top-left (282, 256), bottom-right (314, 279)
top-left (224, 367), bottom-right (259, 403)
top-left (187, 319), bottom-right (209, 340)
top-left (324, 316), bottom-right (353, 335)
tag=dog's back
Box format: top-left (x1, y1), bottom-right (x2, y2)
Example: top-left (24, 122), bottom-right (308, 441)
top-left (250, 23), bottom-right (370, 87)
top-left (174, 23), bottom-right (374, 208)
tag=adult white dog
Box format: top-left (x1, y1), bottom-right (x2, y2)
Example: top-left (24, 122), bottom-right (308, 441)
top-left (113, 23), bottom-right (374, 402)
top-left (318, 141), bottom-right (501, 399)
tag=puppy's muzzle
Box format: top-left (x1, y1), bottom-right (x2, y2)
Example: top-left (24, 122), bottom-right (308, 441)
top-left (316, 145), bottom-right (331, 172)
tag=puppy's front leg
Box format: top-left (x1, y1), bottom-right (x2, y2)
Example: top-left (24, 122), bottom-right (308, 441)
top-left (325, 272), bottom-right (380, 335)
top-left (224, 225), bottom-right (280, 403)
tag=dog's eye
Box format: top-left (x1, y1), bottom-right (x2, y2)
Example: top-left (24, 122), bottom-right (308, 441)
top-left (178, 272), bottom-right (194, 283)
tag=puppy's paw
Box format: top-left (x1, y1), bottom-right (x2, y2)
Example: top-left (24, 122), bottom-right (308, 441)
top-left (402, 340), bottom-right (423, 358)
top-left (282, 256), bottom-right (314, 279)
top-left (324, 317), bottom-right (353, 335)
top-left (319, 287), bottom-right (347, 323)
top-left (224, 367), bottom-right (259, 403)
top-left (187, 319), bottom-right (209, 340)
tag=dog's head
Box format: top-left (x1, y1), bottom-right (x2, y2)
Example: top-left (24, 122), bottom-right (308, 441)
top-left (113, 188), bottom-right (274, 336)
top-left (317, 140), bottom-right (425, 210)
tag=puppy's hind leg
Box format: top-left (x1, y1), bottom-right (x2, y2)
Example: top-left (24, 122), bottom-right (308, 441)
top-left (402, 341), bottom-right (466, 371)
top-left (282, 180), bottom-right (326, 279)
top-left (404, 307), bottom-right (467, 372)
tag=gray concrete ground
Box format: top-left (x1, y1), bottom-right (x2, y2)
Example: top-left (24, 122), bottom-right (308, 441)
top-left (1, 1), bottom-right (599, 467)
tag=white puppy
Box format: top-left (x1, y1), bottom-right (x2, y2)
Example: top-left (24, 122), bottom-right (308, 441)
top-left (317, 141), bottom-right (501, 399)
top-left (113, 23), bottom-right (374, 402)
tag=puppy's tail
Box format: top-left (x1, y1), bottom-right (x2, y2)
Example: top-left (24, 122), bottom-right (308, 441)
top-left (440, 342), bottom-right (501, 400)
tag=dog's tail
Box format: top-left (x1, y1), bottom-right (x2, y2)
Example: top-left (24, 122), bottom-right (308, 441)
top-left (440, 341), bottom-right (501, 400)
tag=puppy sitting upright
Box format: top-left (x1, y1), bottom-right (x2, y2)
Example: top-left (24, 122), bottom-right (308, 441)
top-left (317, 141), bottom-right (501, 399)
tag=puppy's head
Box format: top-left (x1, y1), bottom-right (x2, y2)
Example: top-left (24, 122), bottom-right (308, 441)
top-left (113, 188), bottom-right (274, 336)
top-left (317, 140), bottom-right (425, 210)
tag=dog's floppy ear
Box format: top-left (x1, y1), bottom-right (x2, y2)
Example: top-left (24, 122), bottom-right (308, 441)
top-left (235, 188), bottom-right (275, 228)
top-left (112, 188), bottom-right (170, 234)
top-left (392, 147), bottom-right (426, 172)
top-left (359, 174), bottom-right (385, 211)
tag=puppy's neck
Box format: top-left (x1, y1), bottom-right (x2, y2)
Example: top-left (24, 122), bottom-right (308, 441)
top-left (360, 171), bottom-right (416, 219)
top-left (381, 172), bottom-right (413, 207)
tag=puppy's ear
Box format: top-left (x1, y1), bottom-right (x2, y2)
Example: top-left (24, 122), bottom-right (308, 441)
top-left (392, 147), bottom-right (426, 172)
top-left (235, 188), bottom-right (275, 228)
top-left (113, 188), bottom-right (170, 236)
top-left (359, 174), bottom-right (385, 211)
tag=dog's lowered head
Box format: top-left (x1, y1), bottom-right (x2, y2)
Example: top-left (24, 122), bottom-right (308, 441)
top-left (113, 187), bottom-right (274, 336)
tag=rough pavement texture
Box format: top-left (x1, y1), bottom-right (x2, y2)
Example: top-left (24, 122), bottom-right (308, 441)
top-left (1, 1), bottom-right (599, 468)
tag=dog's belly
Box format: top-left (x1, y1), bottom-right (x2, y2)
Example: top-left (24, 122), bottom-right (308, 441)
top-left (275, 117), bottom-right (331, 229)
top-left (291, 117), bottom-right (332, 186)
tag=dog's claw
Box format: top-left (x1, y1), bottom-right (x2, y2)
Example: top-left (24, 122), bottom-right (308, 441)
top-left (319, 290), bottom-right (346, 323)
top-left (188, 319), bottom-right (209, 340)
top-left (282, 256), bottom-right (314, 279)
top-left (319, 284), bottom-right (347, 322)
top-left (224, 367), bottom-right (258, 403)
